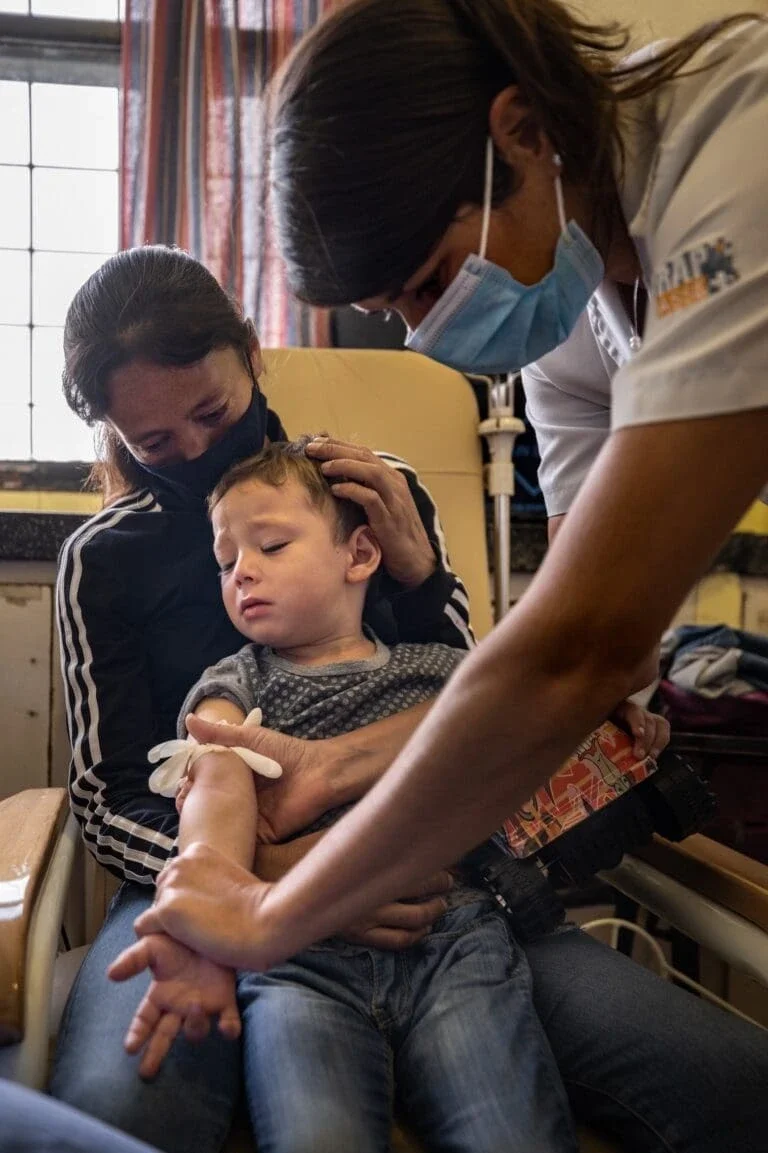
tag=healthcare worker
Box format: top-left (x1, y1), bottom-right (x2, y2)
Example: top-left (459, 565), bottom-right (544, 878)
top-left (138, 4), bottom-right (768, 1147)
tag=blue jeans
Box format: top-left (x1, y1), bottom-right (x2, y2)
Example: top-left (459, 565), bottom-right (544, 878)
top-left (237, 899), bottom-right (576, 1153)
top-left (50, 883), bottom-right (768, 1153)
top-left (0, 1080), bottom-right (161, 1153)
top-left (525, 924), bottom-right (768, 1153)
top-left (48, 884), bottom-right (240, 1153)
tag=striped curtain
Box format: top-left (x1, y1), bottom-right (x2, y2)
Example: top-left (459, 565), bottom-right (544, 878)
top-left (121, 1), bottom-right (334, 348)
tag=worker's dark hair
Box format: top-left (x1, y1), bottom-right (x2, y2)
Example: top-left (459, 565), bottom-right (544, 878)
top-left (272, 0), bottom-right (758, 305)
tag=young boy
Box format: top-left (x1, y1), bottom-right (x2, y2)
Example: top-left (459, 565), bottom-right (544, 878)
top-left (111, 439), bottom-right (579, 1153)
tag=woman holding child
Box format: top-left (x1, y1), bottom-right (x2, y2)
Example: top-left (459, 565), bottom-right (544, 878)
top-left (51, 244), bottom-right (473, 1150)
top-left (53, 240), bottom-right (768, 1153)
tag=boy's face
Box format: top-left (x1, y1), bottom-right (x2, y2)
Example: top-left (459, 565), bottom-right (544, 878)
top-left (212, 476), bottom-right (357, 648)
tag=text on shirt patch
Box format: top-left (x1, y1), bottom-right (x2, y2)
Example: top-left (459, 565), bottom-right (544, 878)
top-left (652, 238), bottom-right (740, 318)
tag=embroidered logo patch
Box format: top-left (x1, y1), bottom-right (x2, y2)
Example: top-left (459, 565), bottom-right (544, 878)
top-left (653, 237), bottom-right (740, 318)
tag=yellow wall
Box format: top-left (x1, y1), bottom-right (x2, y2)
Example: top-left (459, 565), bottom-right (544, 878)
top-left (737, 502), bottom-right (768, 534)
top-left (1, 491), bottom-right (101, 513)
top-left (584, 0), bottom-right (768, 41)
top-left (3, 487), bottom-right (764, 532)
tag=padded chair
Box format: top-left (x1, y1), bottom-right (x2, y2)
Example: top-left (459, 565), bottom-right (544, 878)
top-left (1, 349), bottom-right (766, 1153)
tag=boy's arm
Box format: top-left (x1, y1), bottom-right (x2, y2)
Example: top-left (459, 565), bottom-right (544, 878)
top-left (184, 698), bottom-right (325, 875)
top-left (253, 830), bottom-right (326, 881)
top-left (212, 698), bottom-right (434, 844)
top-left (177, 697), bottom-right (252, 858)
top-left (174, 697), bottom-right (249, 848)
top-left (191, 737), bottom-right (454, 946)
top-left (190, 697), bottom-right (247, 727)
top-left (112, 695), bottom-right (252, 1076)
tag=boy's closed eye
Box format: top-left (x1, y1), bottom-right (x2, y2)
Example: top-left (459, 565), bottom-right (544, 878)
top-left (215, 542), bottom-right (288, 574)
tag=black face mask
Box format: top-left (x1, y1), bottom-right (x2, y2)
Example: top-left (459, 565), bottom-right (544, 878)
top-left (134, 388), bottom-right (269, 501)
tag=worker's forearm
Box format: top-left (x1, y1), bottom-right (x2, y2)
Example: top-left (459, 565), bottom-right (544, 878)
top-left (628, 642), bottom-right (661, 696)
top-left (255, 411), bottom-right (768, 967)
top-left (550, 515), bottom-right (659, 697)
top-left (326, 699), bottom-right (433, 805)
top-left (257, 615), bottom-right (633, 966)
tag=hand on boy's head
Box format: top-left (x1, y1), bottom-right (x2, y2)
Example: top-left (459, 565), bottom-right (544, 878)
top-left (305, 437), bottom-right (436, 588)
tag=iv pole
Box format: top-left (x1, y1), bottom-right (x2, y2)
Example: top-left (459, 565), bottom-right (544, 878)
top-left (478, 374), bottom-right (525, 623)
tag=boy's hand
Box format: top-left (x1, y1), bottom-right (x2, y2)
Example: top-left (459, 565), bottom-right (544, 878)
top-left (108, 932), bottom-right (241, 1079)
top-left (612, 700), bottom-right (671, 761)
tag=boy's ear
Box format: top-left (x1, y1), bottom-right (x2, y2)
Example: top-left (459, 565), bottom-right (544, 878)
top-left (345, 524), bottom-right (382, 584)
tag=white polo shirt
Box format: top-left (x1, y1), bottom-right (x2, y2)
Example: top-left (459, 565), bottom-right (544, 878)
top-left (522, 21), bottom-right (768, 517)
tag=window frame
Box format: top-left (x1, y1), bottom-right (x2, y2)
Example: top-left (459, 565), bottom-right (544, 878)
top-left (0, 10), bottom-right (120, 489)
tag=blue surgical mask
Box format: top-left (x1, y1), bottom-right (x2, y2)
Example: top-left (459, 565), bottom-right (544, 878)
top-left (405, 139), bottom-right (604, 374)
top-left (135, 386), bottom-right (268, 502)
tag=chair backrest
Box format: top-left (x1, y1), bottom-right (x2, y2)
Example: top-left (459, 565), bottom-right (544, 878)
top-left (261, 348), bottom-right (493, 638)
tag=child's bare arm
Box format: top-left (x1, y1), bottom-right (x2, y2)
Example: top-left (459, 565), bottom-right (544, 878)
top-left (253, 830), bottom-right (327, 880)
top-left (192, 696), bottom-right (247, 727)
top-left (178, 698), bottom-right (256, 862)
top-left (175, 697), bottom-right (251, 815)
top-left (113, 697), bottom-right (254, 1075)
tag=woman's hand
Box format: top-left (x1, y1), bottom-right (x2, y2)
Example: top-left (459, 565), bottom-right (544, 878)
top-left (185, 713), bottom-right (335, 841)
top-left (612, 699), bottom-right (671, 761)
top-left (135, 843), bottom-right (274, 971)
top-left (255, 833), bottom-right (453, 951)
top-left (306, 437), bottom-right (436, 587)
top-left (186, 701), bottom-right (433, 843)
top-left (107, 932), bottom-right (240, 1079)
top-left (342, 870), bottom-right (453, 949)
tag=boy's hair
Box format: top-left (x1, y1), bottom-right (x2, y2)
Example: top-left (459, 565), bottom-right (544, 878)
top-left (208, 435), bottom-right (368, 542)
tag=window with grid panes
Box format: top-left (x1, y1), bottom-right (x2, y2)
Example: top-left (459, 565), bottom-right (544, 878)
top-left (0, 0), bottom-right (121, 463)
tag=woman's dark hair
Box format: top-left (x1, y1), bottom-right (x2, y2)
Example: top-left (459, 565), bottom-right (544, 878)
top-left (271, 0), bottom-right (760, 306)
top-left (62, 245), bottom-right (256, 502)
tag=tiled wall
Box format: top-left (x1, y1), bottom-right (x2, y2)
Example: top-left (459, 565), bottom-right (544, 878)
top-left (1, 562), bottom-right (70, 798)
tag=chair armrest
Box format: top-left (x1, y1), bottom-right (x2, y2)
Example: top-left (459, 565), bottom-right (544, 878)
top-left (0, 789), bottom-right (68, 1045)
top-left (634, 834), bottom-right (768, 933)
